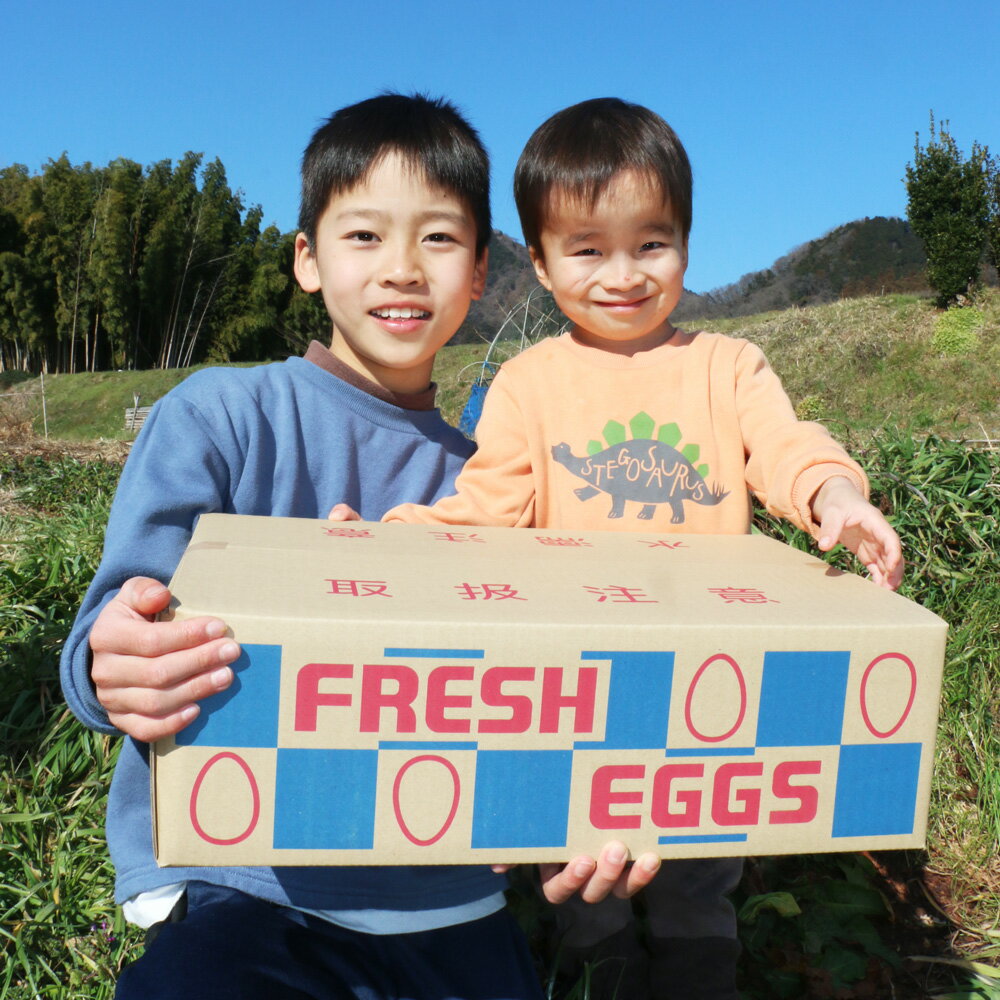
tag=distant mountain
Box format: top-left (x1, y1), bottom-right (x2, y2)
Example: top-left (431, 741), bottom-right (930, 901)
top-left (457, 231), bottom-right (542, 343)
top-left (454, 216), bottom-right (932, 344)
top-left (673, 217), bottom-right (928, 321)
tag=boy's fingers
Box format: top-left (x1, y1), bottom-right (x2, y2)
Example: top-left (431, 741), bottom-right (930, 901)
top-left (91, 608), bottom-right (232, 659)
top-left (539, 857), bottom-right (597, 904)
top-left (870, 548), bottom-right (904, 591)
top-left (115, 576), bottom-right (172, 617)
top-left (92, 638), bottom-right (240, 695)
top-left (615, 852), bottom-right (661, 898)
top-left (886, 554), bottom-right (904, 590)
top-left (102, 680), bottom-right (209, 728)
top-left (854, 521), bottom-right (904, 590)
top-left (95, 652), bottom-right (237, 740)
top-left (817, 509), bottom-right (845, 551)
top-left (580, 841), bottom-right (629, 903)
top-left (328, 503), bottom-right (361, 521)
top-left (107, 704), bottom-right (201, 744)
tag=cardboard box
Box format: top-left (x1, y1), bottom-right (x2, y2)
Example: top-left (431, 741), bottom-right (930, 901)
top-left (153, 514), bottom-right (947, 867)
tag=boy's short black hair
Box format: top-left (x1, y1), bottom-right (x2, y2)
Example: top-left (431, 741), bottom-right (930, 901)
top-left (299, 92), bottom-right (491, 255)
top-left (514, 97), bottom-right (692, 254)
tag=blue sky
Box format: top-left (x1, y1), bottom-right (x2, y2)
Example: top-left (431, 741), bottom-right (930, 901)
top-left (3, 0), bottom-right (998, 293)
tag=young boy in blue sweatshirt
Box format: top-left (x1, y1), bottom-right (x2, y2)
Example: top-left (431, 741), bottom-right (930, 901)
top-left (59, 93), bottom-right (557, 1000)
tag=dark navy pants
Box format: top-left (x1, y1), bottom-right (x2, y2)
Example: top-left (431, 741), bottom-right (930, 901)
top-left (114, 883), bottom-right (543, 1000)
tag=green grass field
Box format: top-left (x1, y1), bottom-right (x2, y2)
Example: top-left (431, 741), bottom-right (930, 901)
top-left (3, 291), bottom-right (999, 442)
top-left (2, 291), bottom-right (998, 998)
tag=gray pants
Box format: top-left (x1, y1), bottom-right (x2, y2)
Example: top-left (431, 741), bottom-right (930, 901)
top-left (554, 857), bottom-right (743, 945)
top-left (551, 858), bottom-right (744, 999)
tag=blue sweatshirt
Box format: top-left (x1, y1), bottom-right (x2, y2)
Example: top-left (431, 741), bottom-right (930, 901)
top-left (59, 353), bottom-right (505, 913)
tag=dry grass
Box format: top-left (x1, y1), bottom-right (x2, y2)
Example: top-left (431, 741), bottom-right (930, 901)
top-left (683, 289), bottom-right (1000, 437)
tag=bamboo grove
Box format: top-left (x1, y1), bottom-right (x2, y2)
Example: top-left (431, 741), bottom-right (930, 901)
top-left (0, 155), bottom-right (330, 373)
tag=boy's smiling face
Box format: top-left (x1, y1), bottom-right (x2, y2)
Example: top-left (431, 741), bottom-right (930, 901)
top-left (294, 152), bottom-right (487, 393)
top-left (530, 169), bottom-right (687, 356)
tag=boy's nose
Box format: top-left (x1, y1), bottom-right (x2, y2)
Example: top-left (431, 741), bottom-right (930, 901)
top-left (381, 246), bottom-right (423, 285)
top-left (603, 256), bottom-right (643, 291)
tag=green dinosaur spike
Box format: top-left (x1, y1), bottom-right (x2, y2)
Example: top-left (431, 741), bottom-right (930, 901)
top-left (697, 464), bottom-right (709, 478)
top-left (629, 412), bottom-right (655, 440)
top-left (682, 443), bottom-right (701, 464)
top-left (587, 440), bottom-right (603, 455)
top-left (657, 423), bottom-right (681, 447)
top-left (603, 420), bottom-right (627, 445)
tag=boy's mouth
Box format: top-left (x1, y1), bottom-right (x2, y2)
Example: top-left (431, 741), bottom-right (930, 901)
top-left (597, 301), bottom-right (647, 313)
top-left (370, 307), bottom-right (431, 320)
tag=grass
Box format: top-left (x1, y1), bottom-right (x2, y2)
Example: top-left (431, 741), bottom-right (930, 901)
top-left (0, 364), bottom-right (259, 442)
top-left (743, 427), bottom-right (1000, 997)
top-left (5, 290), bottom-right (998, 444)
top-left (3, 445), bottom-right (997, 999)
top-left (1, 455), bottom-right (141, 999)
top-left (682, 289), bottom-right (1000, 437)
top-left (1, 290), bottom-right (998, 997)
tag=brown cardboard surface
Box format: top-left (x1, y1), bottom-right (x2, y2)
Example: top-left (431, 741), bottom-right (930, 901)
top-left (153, 514), bottom-right (947, 867)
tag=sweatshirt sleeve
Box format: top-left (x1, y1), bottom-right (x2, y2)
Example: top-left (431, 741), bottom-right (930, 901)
top-left (385, 369), bottom-right (536, 527)
top-left (59, 388), bottom-right (234, 735)
top-left (735, 341), bottom-right (868, 537)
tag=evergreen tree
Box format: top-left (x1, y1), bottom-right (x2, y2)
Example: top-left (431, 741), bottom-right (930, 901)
top-left (89, 159), bottom-right (144, 369)
top-left (987, 154), bottom-right (1000, 277)
top-left (209, 217), bottom-right (293, 362)
top-left (0, 169), bottom-right (46, 370)
top-left (0, 151), bottom-right (334, 372)
top-left (905, 115), bottom-right (990, 307)
top-left (0, 250), bottom-right (50, 370)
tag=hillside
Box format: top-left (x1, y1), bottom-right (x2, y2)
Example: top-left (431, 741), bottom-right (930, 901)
top-left (3, 290), bottom-right (997, 444)
top-left (460, 231), bottom-right (537, 337)
top-left (673, 216), bottom-right (931, 321)
top-left (454, 217), bottom-right (938, 343)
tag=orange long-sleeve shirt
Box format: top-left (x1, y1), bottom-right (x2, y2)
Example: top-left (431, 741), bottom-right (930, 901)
top-left (387, 329), bottom-right (867, 537)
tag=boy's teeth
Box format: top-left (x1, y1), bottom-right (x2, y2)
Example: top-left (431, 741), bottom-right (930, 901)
top-left (374, 307), bottom-right (428, 319)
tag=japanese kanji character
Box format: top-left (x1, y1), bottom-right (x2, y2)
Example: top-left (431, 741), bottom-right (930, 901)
top-left (325, 579), bottom-right (392, 597)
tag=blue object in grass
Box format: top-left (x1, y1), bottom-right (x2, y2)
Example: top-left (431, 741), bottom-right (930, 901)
top-left (458, 383), bottom-right (490, 437)
top-left (457, 362), bottom-right (499, 437)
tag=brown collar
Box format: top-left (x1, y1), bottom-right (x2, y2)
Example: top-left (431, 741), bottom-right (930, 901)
top-left (303, 341), bottom-right (437, 411)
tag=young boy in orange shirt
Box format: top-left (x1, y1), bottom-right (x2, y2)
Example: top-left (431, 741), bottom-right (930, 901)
top-left (336, 97), bottom-right (902, 999)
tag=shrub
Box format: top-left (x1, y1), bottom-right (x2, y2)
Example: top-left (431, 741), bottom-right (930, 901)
top-left (905, 115), bottom-right (990, 308)
top-left (931, 307), bottom-right (983, 356)
top-left (794, 395), bottom-right (824, 421)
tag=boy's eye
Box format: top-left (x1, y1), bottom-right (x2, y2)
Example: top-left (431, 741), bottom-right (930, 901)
top-left (641, 241), bottom-right (665, 252)
top-left (347, 231), bottom-right (379, 243)
top-left (572, 247), bottom-right (600, 257)
top-left (424, 232), bottom-right (456, 244)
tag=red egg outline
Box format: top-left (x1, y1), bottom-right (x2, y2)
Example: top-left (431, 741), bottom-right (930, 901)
top-left (391, 754), bottom-right (461, 846)
top-left (189, 751), bottom-right (261, 846)
top-left (860, 652), bottom-right (917, 738)
top-left (684, 654), bottom-right (747, 743)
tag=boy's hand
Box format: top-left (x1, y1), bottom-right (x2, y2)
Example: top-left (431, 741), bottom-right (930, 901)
top-left (492, 842), bottom-right (661, 903)
top-left (812, 477), bottom-right (904, 590)
top-left (89, 577), bottom-right (241, 742)
top-left (328, 503), bottom-right (362, 521)
top-left (540, 843), bottom-right (661, 902)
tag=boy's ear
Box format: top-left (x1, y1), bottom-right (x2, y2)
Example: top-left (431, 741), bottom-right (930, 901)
top-left (293, 233), bottom-right (322, 293)
top-left (528, 246), bottom-right (553, 292)
top-left (471, 248), bottom-right (489, 301)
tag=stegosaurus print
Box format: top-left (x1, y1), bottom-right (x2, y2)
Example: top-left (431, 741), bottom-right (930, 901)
top-left (550, 412), bottom-right (729, 522)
